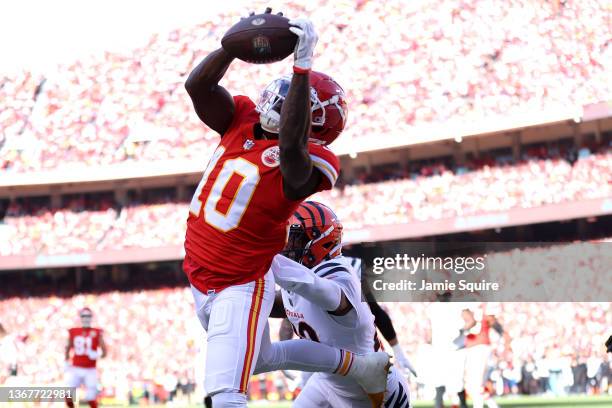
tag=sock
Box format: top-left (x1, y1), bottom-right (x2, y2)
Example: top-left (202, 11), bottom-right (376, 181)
top-left (88, 401), bottom-right (97, 408)
top-left (65, 398), bottom-right (74, 408)
top-left (333, 349), bottom-right (355, 376)
top-left (435, 386), bottom-right (445, 408)
top-left (458, 390), bottom-right (468, 408)
top-left (254, 338), bottom-right (343, 374)
top-left (211, 391), bottom-right (247, 407)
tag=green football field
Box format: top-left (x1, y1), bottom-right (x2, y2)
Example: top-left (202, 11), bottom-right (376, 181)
top-left (239, 395), bottom-right (612, 408)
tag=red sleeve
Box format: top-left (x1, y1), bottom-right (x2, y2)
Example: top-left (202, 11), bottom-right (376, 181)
top-left (308, 143), bottom-right (340, 192)
top-left (223, 95), bottom-right (258, 137)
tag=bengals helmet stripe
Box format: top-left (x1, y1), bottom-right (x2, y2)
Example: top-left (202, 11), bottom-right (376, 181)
top-left (296, 203), bottom-right (316, 227)
top-left (283, 201), bottom-right (343, 268)
top-left (302, 201), bottom-right (325, 226)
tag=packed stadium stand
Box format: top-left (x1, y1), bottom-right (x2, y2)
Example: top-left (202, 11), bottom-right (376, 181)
top-left (0, 268), bottom-right (610, 402)
top-left (0, 0), bottom-right (610, 171)
top-left (1, 143), bottom-right (611, 256)
top-left (1, 0), bottom-right (611, 405)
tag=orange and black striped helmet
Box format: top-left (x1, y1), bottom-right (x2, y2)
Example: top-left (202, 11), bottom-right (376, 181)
top-left (283, 201), bottom-right (343, 268)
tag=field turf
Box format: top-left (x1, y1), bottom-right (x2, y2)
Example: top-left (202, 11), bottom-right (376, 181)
top-left (239, 395), bottom-right (612, 408)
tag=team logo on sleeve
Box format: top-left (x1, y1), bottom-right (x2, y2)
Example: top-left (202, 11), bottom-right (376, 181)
top-left (261, 146), bottom-right (280, 167)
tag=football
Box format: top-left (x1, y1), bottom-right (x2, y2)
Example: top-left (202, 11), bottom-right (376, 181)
top-left (221, 13), bottom-right (297, 64)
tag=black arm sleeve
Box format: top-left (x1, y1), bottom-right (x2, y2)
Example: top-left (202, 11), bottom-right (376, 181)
top-left (362, 268), bottom-right (398, 342)
top-left (367, 298), bottom-right (398, 343)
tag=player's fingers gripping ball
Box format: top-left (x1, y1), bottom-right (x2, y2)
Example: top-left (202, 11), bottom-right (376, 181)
top-left (289, 18), bottom-right (318, 72)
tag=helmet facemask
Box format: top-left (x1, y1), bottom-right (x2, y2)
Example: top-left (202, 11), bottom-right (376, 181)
top-left (282, 223), bottom-right (313, 266)
top-left (256, 76), bottom-right (291, 134)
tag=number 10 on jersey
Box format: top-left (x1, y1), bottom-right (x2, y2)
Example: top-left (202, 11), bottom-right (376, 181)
top-left (190, 146), bottom-right (261, 232)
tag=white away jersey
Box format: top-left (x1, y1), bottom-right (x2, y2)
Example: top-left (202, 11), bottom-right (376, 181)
top-left (281, 256), bottom-right (378, 397)
top-left (281, 256), bottom-right (376, 355)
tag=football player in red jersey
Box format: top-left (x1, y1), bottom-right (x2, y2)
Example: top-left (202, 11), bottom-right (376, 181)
top-left (65, 307), bottom-right (106, 408)
top-left (184, 9), bottom-right (390, 407)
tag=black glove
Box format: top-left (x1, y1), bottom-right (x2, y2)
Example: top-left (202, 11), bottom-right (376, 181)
top-left (606, 335), bottom-right (612, 353)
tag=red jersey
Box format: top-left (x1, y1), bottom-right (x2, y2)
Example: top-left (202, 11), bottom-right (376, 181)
top-left (68, 327), bottom-right (103, 368)
top-left (466, 317), bottom-right (491, 347)
top-left (184, 95), bottom-right (340, 292)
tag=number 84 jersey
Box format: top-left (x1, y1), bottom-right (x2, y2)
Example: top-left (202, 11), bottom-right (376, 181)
top-left (184, 96), bottom-right (339, 293)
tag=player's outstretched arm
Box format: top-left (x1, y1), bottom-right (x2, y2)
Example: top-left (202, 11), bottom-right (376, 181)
top-left (185, 48), bottom-right (235, 135)
top-left (272, 255), bottom-right (351, 314)
top-left (279, 18), bottom-right (321, 201)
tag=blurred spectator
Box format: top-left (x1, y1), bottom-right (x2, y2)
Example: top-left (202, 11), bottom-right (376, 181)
top-left (0, 0), bottom-right (610, 171)
top-left (2, 146), bottom-right (609, 256)
top-left (0, 277), bottom-right (608, 401)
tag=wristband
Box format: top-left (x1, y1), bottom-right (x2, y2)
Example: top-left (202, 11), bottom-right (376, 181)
top-left (293, 66), bottom-right (310, 74)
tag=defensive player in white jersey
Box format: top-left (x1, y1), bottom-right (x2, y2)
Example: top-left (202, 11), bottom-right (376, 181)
top-left (270, 201), bottom-right (410, 408)
top-left (279, 256), bottom-right (417, 392)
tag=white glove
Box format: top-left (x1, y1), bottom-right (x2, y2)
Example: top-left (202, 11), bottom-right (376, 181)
top-left (289, 18), bottom-right (318, 72)
top-left (392, 344), bottom-right (418, 378)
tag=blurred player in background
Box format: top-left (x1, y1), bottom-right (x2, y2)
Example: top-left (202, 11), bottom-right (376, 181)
top-left (460, 304), bottom-right (508, 408)
top-left (65, 307), bottom-right (106, 408)
top-left (428, 296), bottom-right (468, 408)
top-left (270, 201), bottom-right (405, 407)
top-left (183, 9), bottom-right (388, 407)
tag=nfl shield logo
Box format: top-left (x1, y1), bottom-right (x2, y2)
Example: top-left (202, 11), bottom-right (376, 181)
top-left (252, 36), bottom-right (271, 56)
top-left (243, 139), bottom-right (255, 150)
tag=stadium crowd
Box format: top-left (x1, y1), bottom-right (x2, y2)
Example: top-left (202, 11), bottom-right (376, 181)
top-left (0, 252), bottom-right (610, 402)
top-left (1, 0), bottom-right (610, 171)
top-left (1, 144), bottom-right (610, 257)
